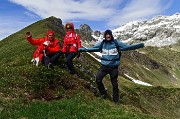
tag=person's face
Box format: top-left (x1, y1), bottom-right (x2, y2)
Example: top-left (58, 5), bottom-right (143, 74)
top-left (48, 33), bottom-right (54, 40)
top-left (66, 25), bottom-right (72, 31)
top-left (106, 33), bottom-right (111, 41)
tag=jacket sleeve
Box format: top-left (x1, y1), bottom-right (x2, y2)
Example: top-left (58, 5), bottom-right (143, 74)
top-left (47, 41), bottom-right (60, 53)
top-left (27, 37), bottom-right (44, 46)
top-left (77, 35), bottom-right (82, 49)
top-left (62, 37), bottom-right (67, 53)
top-left (78, 41), bottom-right (102, 52)
top-left (117, 40), bottom-right (144, 51)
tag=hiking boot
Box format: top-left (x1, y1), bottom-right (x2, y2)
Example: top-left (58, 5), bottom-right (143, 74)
top-left (113, 94), bottom-right (119, 103)
top-left (113, 98), bottom-right (119, 103)
top-left (47, 63), bottom-right (54, 69)
top-left (101, 94), bottom-right (107, 99)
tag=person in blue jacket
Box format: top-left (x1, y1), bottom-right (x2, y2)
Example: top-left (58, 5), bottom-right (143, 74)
top-left (78, 29), bottom-right (144, 102)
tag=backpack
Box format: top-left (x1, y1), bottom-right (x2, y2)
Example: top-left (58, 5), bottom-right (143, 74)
top-left (100, 39), bottom-right (121, 60)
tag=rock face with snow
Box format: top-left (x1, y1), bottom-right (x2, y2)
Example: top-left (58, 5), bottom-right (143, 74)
top-left (93, 30), bottom-right (101, 37)
top-left (79, 24), bottom-right (96, 42)
top-left (93, 13), bottom-right (180, 47)
top-left (77, 24), bottom-right (96, 47)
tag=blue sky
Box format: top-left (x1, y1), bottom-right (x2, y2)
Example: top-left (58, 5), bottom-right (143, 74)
top-left (0, 0), bottom-right (180, 40)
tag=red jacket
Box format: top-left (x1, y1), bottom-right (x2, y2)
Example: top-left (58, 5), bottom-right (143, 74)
top-left (62, 23), bottom-right (82, 53)
top-left (27, 31), bottom-right (60, 61)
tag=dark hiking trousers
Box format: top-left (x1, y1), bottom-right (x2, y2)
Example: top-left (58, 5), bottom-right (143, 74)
top-left (42, 51), bottom-right (62, 66)
top-left (65, 52), bottom-right (76, 74)
top-left (96, 65), bottom-right (119, 102)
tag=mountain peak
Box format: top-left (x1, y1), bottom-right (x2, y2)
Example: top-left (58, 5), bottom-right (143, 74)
top-left (42, 16), bottom-right (65, 38)
top-left (110, 13), bottom-right (180, 47)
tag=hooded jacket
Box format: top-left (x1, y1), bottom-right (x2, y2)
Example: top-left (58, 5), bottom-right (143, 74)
top-left (27, 30), bottom-right (60, 61)
top-left (62, 22), bottom-right (82, 53)
top-left (78, 29), bottom-right (144, 67)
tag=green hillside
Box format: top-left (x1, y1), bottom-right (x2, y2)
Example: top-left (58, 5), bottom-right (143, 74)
top-left (119, 46), bottom-right (180, 88)
top-left (0, 16), bottom-right (180, 119)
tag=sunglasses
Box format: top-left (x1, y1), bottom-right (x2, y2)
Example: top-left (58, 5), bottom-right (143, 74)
top-left (48, 35), bottom-right (54, 37)
top-left (66, 27), bottom-right (72, 30)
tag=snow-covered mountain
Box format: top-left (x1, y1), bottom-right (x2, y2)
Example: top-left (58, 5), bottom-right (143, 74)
top-left (93, 13), bottom-right (180, 47)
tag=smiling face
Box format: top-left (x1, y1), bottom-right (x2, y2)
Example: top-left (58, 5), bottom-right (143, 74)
top-left (66, 24), bottom-right (73, 31)
top-left (48, 33), bottom-right (54, 40)
top-left (105, 33), bottom-right (112, 41)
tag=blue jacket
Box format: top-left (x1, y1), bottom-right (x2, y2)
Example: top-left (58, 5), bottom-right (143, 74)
top-left (79, 29), bottom-right (144, 67)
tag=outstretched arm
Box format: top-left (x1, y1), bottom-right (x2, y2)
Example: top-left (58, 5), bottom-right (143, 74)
top-left (117, 40), bottom-right (144, 51)
top-left (26, 32), bottom-right (44, 46)
top-left (79, 41), bottom-right (102, 52)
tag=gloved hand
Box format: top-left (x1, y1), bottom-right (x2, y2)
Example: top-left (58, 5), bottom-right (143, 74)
top-left (31, 57), bottom-right (40, 66)
top-left (26, 31), bottom-right (32, 38)
top-left (43, 41), bottom-right (50, 46)
top-left (43, 41), bottom-right (50, 51)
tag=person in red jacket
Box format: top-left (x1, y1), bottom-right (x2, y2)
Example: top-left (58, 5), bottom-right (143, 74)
top-left (62, 22), bottom-right (82, 74)
top-left (26, 30), bottom-right (62, 69)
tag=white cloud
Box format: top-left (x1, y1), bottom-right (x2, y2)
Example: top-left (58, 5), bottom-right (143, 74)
top-left (9, 0), bottom-right (122, 21)
top-left (108, 0), bottom-right (172, 27)
top-left (8, 0), bottom-right (171, 28)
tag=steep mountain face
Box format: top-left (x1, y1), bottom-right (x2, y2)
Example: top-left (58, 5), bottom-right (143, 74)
top-left (76, 24), bottom-right (96, 47)
top-left (45, 16), bottom-right (66, 38)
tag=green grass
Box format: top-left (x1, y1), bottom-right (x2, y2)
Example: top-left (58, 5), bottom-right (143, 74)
top-left (0, 93), bottom-right (162, 119)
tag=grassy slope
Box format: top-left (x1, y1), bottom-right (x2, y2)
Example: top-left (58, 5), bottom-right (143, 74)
top-left (0, 17), bottom-right (180, 119)
top-left (119, 45), bottom-right (180, 88)
top-left (139, 46), bottom-right (180, 86)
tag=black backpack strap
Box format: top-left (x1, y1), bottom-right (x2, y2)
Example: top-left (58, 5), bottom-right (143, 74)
top-left (100, 40), bottom-right (105, 52)
top-left (113, 39), bottom-right (121, 56)
top-left (113, 40), bottom-right (119, 51)
top-left (113, 39), bottom-right (121, 58)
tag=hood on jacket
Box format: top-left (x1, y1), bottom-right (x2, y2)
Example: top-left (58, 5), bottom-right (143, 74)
top-left (65, 22), bottom-right (75, 34)
top-left (104, 29), bottom-right (114, 41)
top-left (46, 30), bottom-right (55, 36)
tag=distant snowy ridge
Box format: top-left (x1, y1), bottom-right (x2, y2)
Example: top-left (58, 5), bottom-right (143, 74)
top-left (92, 13), bottom-right (180, 47)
